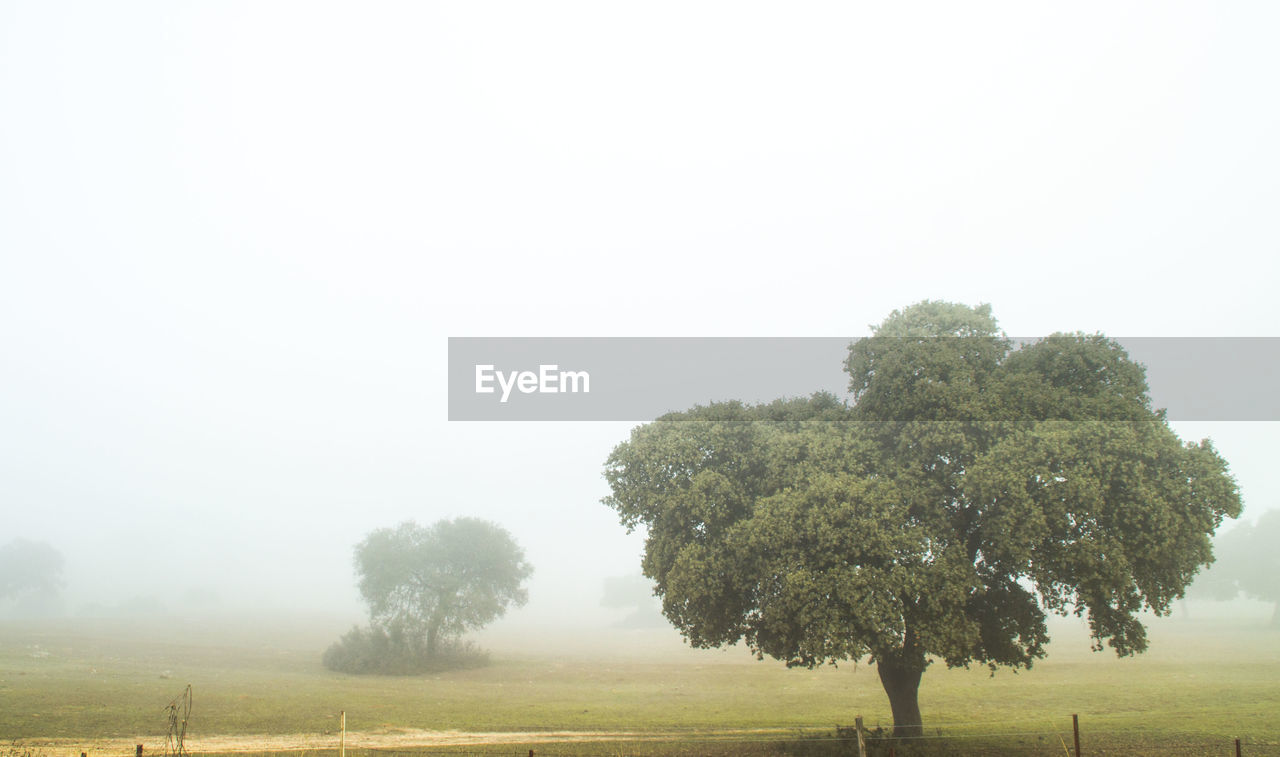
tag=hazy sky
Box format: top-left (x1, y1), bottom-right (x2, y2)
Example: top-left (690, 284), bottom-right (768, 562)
top-left (2, 2), bottom-right (1277, 624)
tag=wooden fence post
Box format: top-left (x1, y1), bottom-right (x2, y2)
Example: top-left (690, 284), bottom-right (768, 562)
top-left (339, 711), bottom-right (346, 757)
top-left (1072, 714), bottom-right (1081, 757)
top-left (1236, 737), bottom-right (1243, 757)
top-left (855, 715), bottom-right (867, 757)
top-left (136, 745), bottom-right (143, 757)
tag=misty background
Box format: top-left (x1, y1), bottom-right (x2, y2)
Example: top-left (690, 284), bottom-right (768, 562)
top-left (2, 2), bottom-right (1278, 633)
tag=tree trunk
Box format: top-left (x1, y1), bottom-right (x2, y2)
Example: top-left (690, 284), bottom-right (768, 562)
top-left (426, 625), bottom-right (439, 658)
top-left (877, 655), bottom-right (925, 738)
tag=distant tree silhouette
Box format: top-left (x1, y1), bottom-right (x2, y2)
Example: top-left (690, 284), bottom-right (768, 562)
top-left (1192, 510), bottom-right (1280, 627)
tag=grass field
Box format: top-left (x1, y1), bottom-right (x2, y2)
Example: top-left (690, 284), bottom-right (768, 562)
top-left (1, 612), bottom-right (1277, 755)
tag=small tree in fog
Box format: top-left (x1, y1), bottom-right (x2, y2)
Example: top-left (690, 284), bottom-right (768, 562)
top-left (0, 539), bottom-right (64, 615)
top-left (356, 518), bottom-right (532, 655)
top-left (1193, 510), bottom-right (1280, 627)
top-left (601, 575), bottom-right (666, 629)
top-left (326, 517), bottom-right (532, 674)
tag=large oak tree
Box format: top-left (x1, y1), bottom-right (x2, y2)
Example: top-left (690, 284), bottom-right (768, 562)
top-left (602, 302), bottom-right (1240, 736)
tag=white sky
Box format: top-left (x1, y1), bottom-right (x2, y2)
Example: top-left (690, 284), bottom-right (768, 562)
top-left (1, 2), bottom-right (1277, 623)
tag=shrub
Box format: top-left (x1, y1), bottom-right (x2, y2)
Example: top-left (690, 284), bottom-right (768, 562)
top-left (322, 624), bottom-right (489, 675)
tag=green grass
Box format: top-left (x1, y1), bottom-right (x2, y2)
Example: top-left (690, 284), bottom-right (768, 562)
top-left (1, 614), bottom-right (1277, 755)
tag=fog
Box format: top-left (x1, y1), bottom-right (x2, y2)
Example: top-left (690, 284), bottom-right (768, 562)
top-left (2, 2), bottom-right (1279, 642)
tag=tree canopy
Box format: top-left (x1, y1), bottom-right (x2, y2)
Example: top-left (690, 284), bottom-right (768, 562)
top-left (327, 517), bottom-right (532, 674)
top-left (602, 301), bottom-right (1240, 736)
top-left (356, 518), bottom-right (532, 652)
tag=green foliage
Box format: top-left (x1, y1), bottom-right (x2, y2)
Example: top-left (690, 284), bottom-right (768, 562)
top-left (322, 624), bottom-right (489, 675)
top-left (602, 301), bottom-right (1242, 733)
top-left (337, 517), bottom-right (531, 672)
